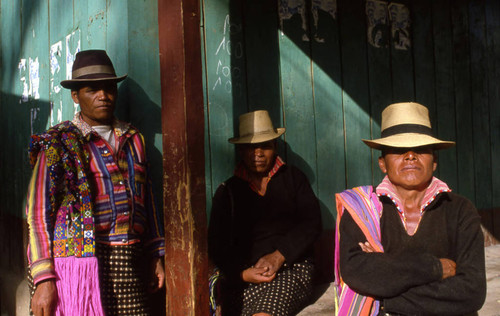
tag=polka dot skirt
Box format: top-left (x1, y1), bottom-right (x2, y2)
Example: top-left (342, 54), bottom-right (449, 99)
top-left (224, 261), bottom-right (314, 316)
top-left (96, 243), bottom-right (150, 316)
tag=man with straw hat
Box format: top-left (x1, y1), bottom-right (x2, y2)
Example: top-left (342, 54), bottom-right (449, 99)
top-left (26, 50), bottom-right (165, 316)
top-left (208, 110), bottom-right (322, 316)
top-left (334, 102), bottom-right (486, 315)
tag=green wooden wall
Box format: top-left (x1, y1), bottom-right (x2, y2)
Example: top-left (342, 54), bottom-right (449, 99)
top-left (0, 1), bottom-right (162, 314)
top-left (201, 0), bottom-right (500, 230)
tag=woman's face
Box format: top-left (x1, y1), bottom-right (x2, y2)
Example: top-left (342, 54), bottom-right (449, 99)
top-left (240, 141), bottom-right (277, 175)
top-left (378, 146), bottom-right (437, 191)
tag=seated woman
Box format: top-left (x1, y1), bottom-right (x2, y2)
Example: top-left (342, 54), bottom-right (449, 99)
top-left (208, 110), bottom-right (322, 316)
top-left (335, 102), bottom-right (486, 315)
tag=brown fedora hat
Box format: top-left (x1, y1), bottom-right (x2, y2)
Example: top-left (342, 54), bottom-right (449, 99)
top-left (60, 50), bottom-right (127, 89)
top-left (362, 102), bottom-right (455, 150)
top-left (229, 110), bottom-right (285, 144)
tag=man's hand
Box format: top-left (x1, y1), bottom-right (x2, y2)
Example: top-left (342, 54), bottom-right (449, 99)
top-left (241, 266), bottom-right (276, 283)
top-left (149, 257), bottom-right (165, 293)
top-left (440, 258), bottom-right (457, 279)
top-left (31, 279), bottom-right (57, 316)
top-left (254, 250), bottom-right (285, 277)
top-left (359, 241), bottom-right (376, 253)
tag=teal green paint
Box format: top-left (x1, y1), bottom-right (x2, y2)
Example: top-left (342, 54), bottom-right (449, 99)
top-left (278, 9), bottom-right (317, 188)
top-left (309, 6), bottom-right (345, 227)
top-left (49, 0), bottom-right (76, 125)
top-left (202, 0), bottom-right (246, 200)
top-left (339, 0), bottom-right (373, 188)
top-left (366, 11), bottom-right (392, 186)
top-left (87, 0), bottom-right (107, 49)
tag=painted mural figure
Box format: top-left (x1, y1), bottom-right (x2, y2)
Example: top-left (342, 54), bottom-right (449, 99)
top-left (366, 0), bottom-right (390, 48)
top-left (279, 0), bottom-right (337, 42)
top-left (25, 50), bottom-right (165, 316)
top-left (208, 110), bottom-right (322, 316)
top-left (334, 102), bottom-right (486, 315)
top-left (389, 3), bottom-right (411, 50)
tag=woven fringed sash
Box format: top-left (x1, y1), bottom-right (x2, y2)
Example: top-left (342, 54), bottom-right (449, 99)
top-left (334, 186), bottom-right (383, 316)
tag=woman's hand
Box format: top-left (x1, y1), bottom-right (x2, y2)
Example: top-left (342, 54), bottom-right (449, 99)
top-left (254, 250), bottom-right (285, 277)
top-left (241, 266), bottom-right (276, 283)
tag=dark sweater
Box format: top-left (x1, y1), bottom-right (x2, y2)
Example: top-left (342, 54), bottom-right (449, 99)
top-left (339, 192), bottom-right (486, 315)
top-left (208, 164), bottom-right (322, 284)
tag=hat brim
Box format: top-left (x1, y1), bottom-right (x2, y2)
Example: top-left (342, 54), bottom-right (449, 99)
top-left (228, 128), bottom-right (285, 144)
top-left (362, 133), bottom-right (455, 150)
top-left (60, 75), bottom-right (127, 89)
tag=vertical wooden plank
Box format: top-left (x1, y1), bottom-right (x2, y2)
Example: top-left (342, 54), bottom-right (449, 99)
top-left (158, 0), bottom-right (208, 314)
top-left (49, 0), bottom-right (76, 125)
top-left (278, 1), bottom-right (317, 186)
top-left (0, 0), bottom-right (22, 217)
top-left (451, 0), bottom-right (476, 203)
top-left (485, 0), bottom-right (500, 208)
top-left (432, 0), bottom-right (458, 189)
top-left (469, 0), bottom-right (492, 209)
top-left (365, 0), bottom-right (391, 185)
top-left (389, 0), bottom-right (414, 102)
top-left (338, 0), bottom-right (372, 188)
top-left (242, 0), bottom-right (281, 117)
top-left (308, 0), bottom-right (345, 225)
top-left (124, 0), bottom-right (164, 216)
top-left (86, 0), bottom-right (107, 49)
top-left (203, 0), bottom-right (247, 202)
top-left (411, 0), bottom-right (438, 131)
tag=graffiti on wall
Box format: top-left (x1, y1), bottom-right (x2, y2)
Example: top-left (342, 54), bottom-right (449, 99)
top-left (278, 0), bottom-right (337, 43)
top-left (213, 14), bottom-right (243, 96)
top-left (366, 0), bottom-right (411, 50)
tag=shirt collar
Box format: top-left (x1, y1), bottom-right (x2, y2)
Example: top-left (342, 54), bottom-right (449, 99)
top-left (375, 175), bottom-right (451, 214)
top-left (71, 112), bottom-right (131, 138)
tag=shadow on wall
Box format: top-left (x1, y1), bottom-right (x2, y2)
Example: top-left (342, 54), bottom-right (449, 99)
top-left (0, 92), bottom-right (52, 315)
top-left (117, 78), bottom-right (164, 224)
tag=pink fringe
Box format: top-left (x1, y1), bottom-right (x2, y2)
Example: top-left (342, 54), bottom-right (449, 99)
top-left (54, 256), bottom-right (105, 316)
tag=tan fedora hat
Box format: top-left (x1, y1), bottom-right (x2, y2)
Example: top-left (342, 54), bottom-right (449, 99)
top-left (60, 50), bottom-right (127, 89)
top-left (362, 102), bottom-right (455, 150)
top-left (229, 110), bottom-right (285, 144)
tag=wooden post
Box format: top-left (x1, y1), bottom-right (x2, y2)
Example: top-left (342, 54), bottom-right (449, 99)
top-left (157, 0), bottom-right (208, 315)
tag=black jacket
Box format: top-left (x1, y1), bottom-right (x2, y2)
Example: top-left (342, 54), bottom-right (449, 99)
top-left (208, 164), bottom-right (322, 284)
top-left (339, 192), bottom-right (486, 315)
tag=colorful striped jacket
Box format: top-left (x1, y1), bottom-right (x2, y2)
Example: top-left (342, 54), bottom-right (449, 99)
top-left (26, 113), bottom-right (164, 285)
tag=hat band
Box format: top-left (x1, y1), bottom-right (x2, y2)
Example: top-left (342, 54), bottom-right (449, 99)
top-left (72, 65), bottom-right (115, 79)
top-left (381, 124), bottom-right (433, 138)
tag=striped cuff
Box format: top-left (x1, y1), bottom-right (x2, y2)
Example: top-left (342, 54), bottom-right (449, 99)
top-left (30, 258), bottom-right (56, 285)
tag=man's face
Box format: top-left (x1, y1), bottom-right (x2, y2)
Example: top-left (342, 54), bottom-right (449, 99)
top-left (71, 82), bottom-right (118, 126)
top-left (378, 146), bottom-right (437, 191)
top-left (240, 141), bottom-right (277, 175)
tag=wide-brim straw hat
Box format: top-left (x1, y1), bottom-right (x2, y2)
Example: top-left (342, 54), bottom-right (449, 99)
top-left (362, 102), bottom-right (455, 150)
top-left (228, 110), bottom-right (285, 144)
top-left (60, 50), bottom-right (127, 89)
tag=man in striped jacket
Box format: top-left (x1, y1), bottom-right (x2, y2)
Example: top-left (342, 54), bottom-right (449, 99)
top-left (26, 50), bottom-right (165, 316)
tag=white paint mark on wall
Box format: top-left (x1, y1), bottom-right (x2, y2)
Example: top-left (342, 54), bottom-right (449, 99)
top-left (30, 107), bottom-right (40, 135)
top-left (19, 59), bottom-right (28, 103)
top-left (65, 30), bottom-right (81, 80)
top-left (29, 57), bottom-right (40, 100)
top-left (51, 41), bottom-right (63, 95)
